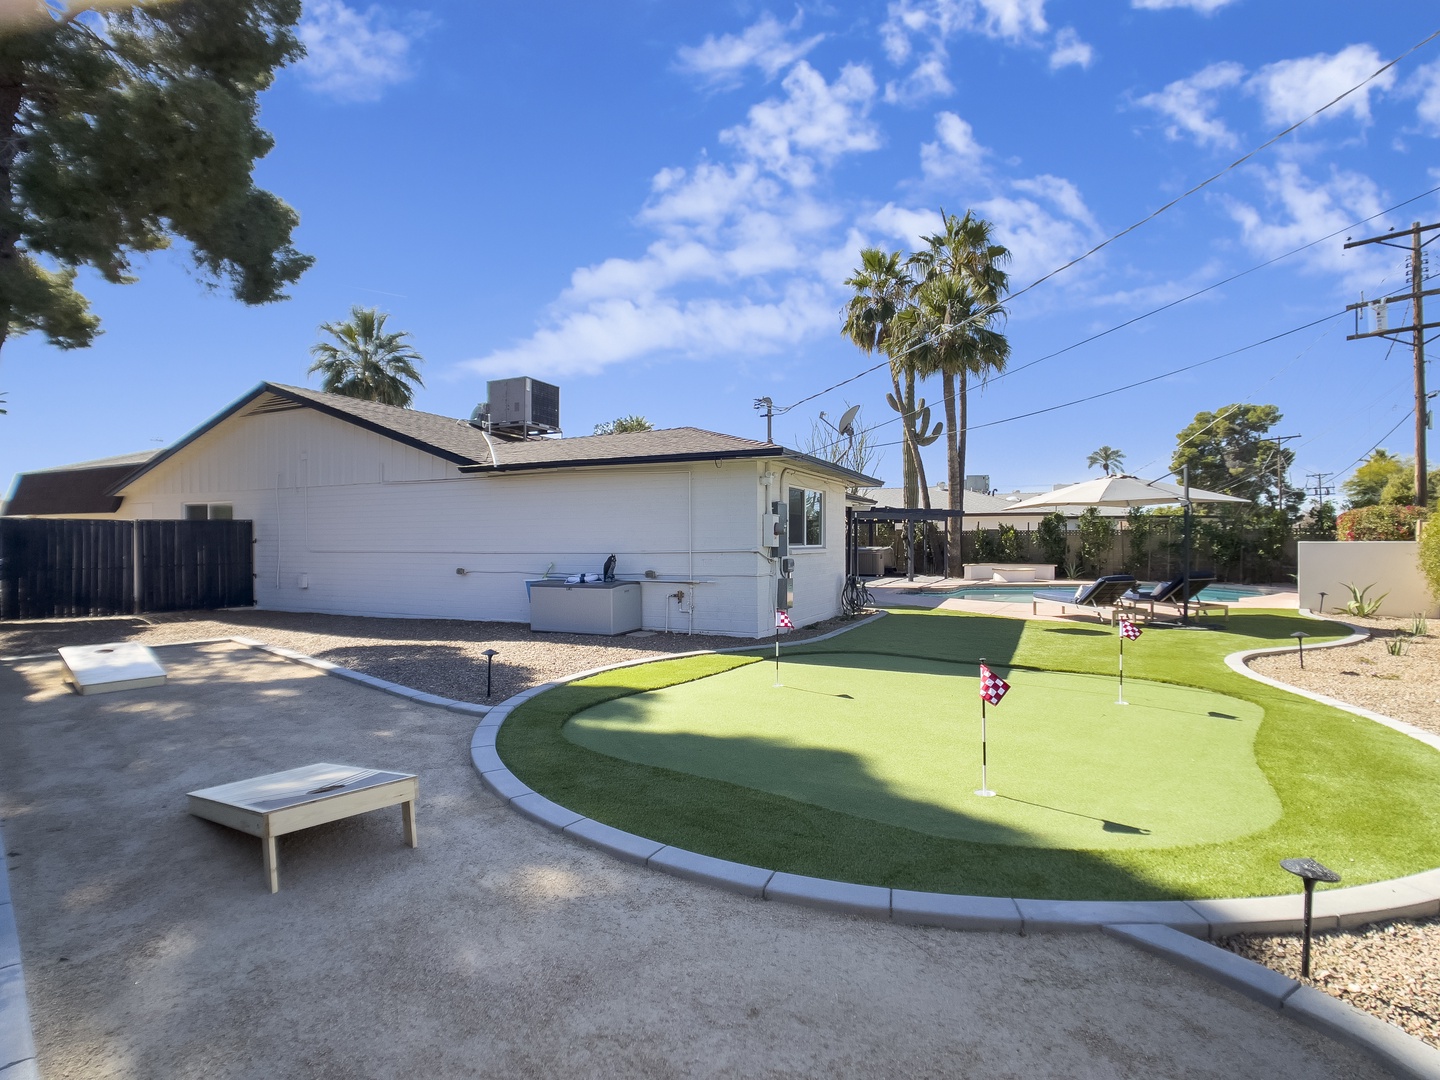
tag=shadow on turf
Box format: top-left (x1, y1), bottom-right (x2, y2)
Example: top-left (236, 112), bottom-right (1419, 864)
top-left (997, 794), bottom-right (1151, 835)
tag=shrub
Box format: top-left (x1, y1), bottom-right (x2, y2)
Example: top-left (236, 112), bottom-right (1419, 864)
top-left (995, 524), bottom-right (1023, 563)
top-left (1036, 512), bottom-right (1067, 567)
top-left (1336, 504), bottom-right (1427, 541)
top-left (1077, 507), bottom-right (1116, 574)
top-left (1420, 509), bottom-right (1440, 602)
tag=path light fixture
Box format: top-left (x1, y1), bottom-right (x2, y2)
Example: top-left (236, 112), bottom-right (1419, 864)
top-left (1290, 630), bottom-right (1310, 669)
top-left (1317, 592), bottom-right (1327, 615)
top-left (1281, 857), bottom-right (1341, 978)
top-left (482, 649), bottom-right (499, 698)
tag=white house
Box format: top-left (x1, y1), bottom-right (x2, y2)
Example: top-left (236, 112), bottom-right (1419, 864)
top-left (3, 383), bottom-right (878, 638)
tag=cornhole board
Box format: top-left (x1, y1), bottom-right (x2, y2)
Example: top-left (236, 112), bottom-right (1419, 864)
top-left (58, 642), bottom-right (167, 695)
top-left (188, 763), bottom-right (418, 893)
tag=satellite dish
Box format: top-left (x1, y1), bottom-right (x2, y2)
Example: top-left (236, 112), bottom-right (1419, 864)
top-left (837, 404), bottom-right (860, 438)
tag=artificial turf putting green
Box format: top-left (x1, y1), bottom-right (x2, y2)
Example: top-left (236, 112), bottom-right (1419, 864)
top-left (566, 654), bottom-right (1275, 850)
top-left (497, 609), bottom-right (1440, 900)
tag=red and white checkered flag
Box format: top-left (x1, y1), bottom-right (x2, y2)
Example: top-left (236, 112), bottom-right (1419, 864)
top-left (1119, 617), bottom-right (1142, 641)
top-left (775, 609), bottom-right (793, 630)
top-left (978, 662), bottom-right (1010, 706)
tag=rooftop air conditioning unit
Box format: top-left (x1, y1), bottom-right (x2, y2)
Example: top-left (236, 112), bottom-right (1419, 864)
top-left (475, 377), bottom-right (561, 436)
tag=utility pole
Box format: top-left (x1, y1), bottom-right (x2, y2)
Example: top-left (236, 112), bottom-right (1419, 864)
top-left (1304, 472), bottom-right (1334, 502)
top-left (1345, 221), bottom-right (1439, 505)
top-left (753, 396), bottom-right (775, 444)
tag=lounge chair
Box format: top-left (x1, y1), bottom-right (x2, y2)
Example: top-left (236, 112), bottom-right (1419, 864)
top-left (1031, 574), bottom-right (1137, 621)
top-left (1118, 572), bottom-right (1228, 622)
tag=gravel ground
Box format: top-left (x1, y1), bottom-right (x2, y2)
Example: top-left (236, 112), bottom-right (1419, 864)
top-left (0, 608), bottom-right (857, 704)
top-left (1250, 613), bottom-right (1440, 735)
top-left (1243, 613), bottom-right (1440, 1049)
top-left (6, 604), bottom-right (1438, 1053)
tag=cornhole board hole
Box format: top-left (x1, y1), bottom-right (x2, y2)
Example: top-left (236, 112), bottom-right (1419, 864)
top-left (58, 642), bottom-right (167, 695)
top-left (188, 763), bottom-right (418, 893)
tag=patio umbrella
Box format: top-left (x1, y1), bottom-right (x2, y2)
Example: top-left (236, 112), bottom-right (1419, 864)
top-left (1003, 473), bottom-right (1248, 621)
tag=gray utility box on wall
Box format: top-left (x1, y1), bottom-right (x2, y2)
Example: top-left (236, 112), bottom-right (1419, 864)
top-left (528, 580), bottom-right (642, 635)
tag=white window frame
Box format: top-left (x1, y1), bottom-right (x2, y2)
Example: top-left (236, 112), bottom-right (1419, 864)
top-left (183, 503), bottom-right (234, 521)
top-left (787, 487), bottom-right (824, 548)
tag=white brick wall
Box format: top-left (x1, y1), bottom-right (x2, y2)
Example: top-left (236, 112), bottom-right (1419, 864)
top-left (112, 407), bottom-right (854, 637)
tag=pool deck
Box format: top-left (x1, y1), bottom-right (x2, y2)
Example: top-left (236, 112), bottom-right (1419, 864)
top-left (865, 576), bottom-right (1298, 623)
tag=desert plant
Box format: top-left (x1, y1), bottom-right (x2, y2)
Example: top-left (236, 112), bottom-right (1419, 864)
top-left (1409, 613), bottom-right (1429, 638)
top-left (1062, 556), bottom-right (1084, 580)
top-left (1337, 582), bottom-right (1389, 617)
top-left (1385, 637), bottom-right (1408, 657)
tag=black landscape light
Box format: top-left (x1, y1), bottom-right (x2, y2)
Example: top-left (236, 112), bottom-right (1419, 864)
top-left (1290, 630), bottom-right (1310, 669)
top-left (482, 648), bottom-right (499, 698)
top-left (1280, 857), bottom-right (1341, 978)
top-left (1317, 591), bottom-right (1327, 616)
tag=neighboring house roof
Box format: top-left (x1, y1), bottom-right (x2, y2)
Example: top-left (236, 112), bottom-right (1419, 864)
top-left (3, 450), bottom-right (160, 516)
top-left (110, 383), bottom-right (881, 496)
top-left (860, 487), bottom-right (1019, 515)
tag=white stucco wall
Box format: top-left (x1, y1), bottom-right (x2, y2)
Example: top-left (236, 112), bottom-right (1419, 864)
top-left (113, 406), bottom-right (851, 637)
top-left (1297, 540), bottom-right (1439, 617)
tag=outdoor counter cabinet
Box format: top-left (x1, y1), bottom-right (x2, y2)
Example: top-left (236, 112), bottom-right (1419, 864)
top-left (528, 578), bottom-right (643, 635)
top-left (187, 763), bottom-right (419, 893)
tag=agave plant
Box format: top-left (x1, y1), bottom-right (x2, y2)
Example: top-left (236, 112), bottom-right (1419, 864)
top-left (1337, 582), bottom-right (1388, 618)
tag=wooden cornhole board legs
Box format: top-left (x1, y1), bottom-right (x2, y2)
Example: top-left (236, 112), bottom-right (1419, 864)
top-left (188, 764), bottom-right (419, 893)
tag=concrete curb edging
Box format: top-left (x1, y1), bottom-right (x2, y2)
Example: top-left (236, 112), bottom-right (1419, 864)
top-left (0, 826), bottom-right (39, 1080)
top-left (466, 611), bottom-right (1440, 938)
top-left (1103, 923), bottom-right (1440, 1080)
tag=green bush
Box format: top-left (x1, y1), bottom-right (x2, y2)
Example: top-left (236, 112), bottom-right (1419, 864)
top-left (1077, 507), bottom-right (1116, 574)
top-left (1337, 504), bottom-right (1428, 541)
top-left (995, 524), bottom-right (1023, 563)
top-left (1420, 509), bottom-right (1440, 602)
top-left (1036, 512), bottom-right (1067, 568)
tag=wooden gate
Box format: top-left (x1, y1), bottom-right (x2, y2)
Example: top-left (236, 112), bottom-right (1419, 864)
top-left (0, 519), bottom-right (254, 620)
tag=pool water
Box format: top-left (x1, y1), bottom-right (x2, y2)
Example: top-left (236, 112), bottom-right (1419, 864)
top-left (941, 583), bottom-right (1274, 603)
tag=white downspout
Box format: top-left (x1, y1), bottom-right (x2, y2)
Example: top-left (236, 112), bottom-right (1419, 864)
top-left (694, 466), bottom-right (699, 633)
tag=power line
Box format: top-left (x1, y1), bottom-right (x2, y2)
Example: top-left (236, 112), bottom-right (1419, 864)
top-left (994, 27), bottom-right (1440, 312)
top-left (784, 181), bottom-right (1440, 423)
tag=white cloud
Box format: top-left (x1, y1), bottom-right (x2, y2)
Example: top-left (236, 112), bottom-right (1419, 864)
top-left (1226, 162), bottom-right (1390, 286)
top-left (883, 52), bottom-right (954, 105)
top-left (297, 0), bottom-right (423, 102)
top-left (675, 12), bottom-right (825, 86)
top-left (880, 2), bottom-right (1086, 105)
top-left (1134, 61), bottom-right (1245, 149)
top-left (1048, 27), bottom-right (1093, 71)
top-left (1248, 44), bottom-right (1395, 128)
top-left (463, 282), bottom-right (836, 380)
top-left (920, 111), bottom-right (988, 179)
top-left (1407, 59), bottom-right (1440, 135)
top-left (719, 62), bottom-right (881, 187)
top-left (881, 0), bottom-right (1049, 52)
top-left (1131, 0), bottom-right (1239, 12)
top-left (462, 60), bottom-right (884, 382)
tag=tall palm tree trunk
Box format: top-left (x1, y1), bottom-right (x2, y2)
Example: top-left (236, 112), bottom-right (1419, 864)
top-left (942, 368), bottom-right (960, 576)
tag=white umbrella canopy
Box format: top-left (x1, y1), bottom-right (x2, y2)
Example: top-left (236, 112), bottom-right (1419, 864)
top-left (1001, 474), bottom-right (1249, 512)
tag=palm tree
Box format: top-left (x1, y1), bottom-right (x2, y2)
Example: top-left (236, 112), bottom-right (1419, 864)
top-left (905, 212), bottom-right (1011, 565)
top-left (308, 306), bottom-right (425, 408)
top-left (1087, 446), bottom-right (1125, 475)
top-left (840, 249), bottom-right (933, 509)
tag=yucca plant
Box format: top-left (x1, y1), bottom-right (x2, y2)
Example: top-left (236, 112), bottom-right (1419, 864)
top-left (1409, 613), bottom-right (1429, 638)
top-left (1385, 637), bottom-right (1408, 657)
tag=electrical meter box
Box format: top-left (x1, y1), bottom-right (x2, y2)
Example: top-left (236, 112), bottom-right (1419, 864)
top-left (764, 500), bottom-right (788, 553)
top-left (776, 577), bottom-right (794, 609)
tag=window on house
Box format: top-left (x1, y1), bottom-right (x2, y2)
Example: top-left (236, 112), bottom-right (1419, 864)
top-left (788, 487), bottom-right (823, 547)
top-left (183, 503), bottom-right (233, 520)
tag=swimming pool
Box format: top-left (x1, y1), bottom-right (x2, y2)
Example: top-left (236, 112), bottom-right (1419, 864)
top-left (939, 583), bottom-right (1277, 603)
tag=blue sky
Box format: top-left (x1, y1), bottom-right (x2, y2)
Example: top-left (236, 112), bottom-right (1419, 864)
top-left (3, 0), bottom-right (1439, 500)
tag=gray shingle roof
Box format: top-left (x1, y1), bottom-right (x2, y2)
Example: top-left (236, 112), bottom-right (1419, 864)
top-left (113, 383), bottom-right (880, 493)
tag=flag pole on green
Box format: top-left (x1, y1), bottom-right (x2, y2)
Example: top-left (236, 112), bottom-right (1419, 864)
top-left (975, 658), bottom-right (1009, 797)
top-left (774, 608), bottom-right (792, 686)
top-left (1117, 615), bottom-right (1142, 705)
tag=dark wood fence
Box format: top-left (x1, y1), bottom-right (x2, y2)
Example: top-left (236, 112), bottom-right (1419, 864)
top-left (0, 519), bottom-right (254, 620)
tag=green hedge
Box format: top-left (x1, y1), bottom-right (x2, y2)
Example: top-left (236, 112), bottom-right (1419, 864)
top-left (1337, 504), bottom-right (1427, 541)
